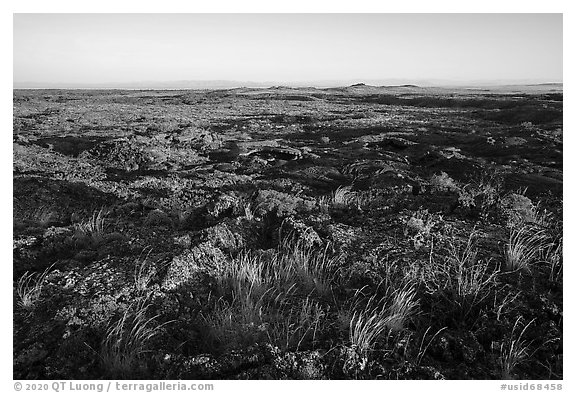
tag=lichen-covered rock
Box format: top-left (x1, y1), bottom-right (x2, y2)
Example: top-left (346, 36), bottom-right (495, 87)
top-left (279, 217), bottom-right (322, 248)
top-left (255, 190), bottom-right (315, 218)
top-left (13, 235), bottom-right (42, 272)
top-left (196, 218), bottom-right (261, 253)
top-left (158, 344), bottom-right (271, 379)
top-left (205, 192), bottom-right (242, 222)
top-left (323, 222), bottom-right (361, 251)
top-left (162, 242), bottom-right (227, 292)
top-left (272, 349), bottom-right (326, 379)
top-left (175, 128), bottom-right (222, 151)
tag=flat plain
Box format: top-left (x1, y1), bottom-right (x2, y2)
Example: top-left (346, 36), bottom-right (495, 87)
top-left (13, 84), bottom-right (563, 379)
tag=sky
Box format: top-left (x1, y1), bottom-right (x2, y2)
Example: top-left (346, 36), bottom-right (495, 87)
top-left (13, 13), bottom-right (563, 87)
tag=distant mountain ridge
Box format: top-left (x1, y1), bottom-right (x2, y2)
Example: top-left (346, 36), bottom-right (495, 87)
top-left (13, 79), bottom-right (563, 90)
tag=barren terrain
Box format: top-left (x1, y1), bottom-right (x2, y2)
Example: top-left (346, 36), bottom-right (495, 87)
top-left (13, 84), bottom-right (563, 379)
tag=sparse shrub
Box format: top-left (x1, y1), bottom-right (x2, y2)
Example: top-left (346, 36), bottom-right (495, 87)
top-left (520, 121), bottom-right (538, 131)
top-left (500, 193), bottom-right (550, 228)
top-left (499, 318), bottom-right (535, 379)
top-left (16, 264), bottom-right (53, 311)
top-left (404, 209), bottom-right (442, 249)
top-left (457, 173), bottom-right (502, 219)
top-left (99, 301), bottom-right (166, 378)
top-left (84, 138), bottom-right (149, 172)
top-left (430, 172), bottom-right (460, 193)
top-left (405, 213), bottom-right (434, 237)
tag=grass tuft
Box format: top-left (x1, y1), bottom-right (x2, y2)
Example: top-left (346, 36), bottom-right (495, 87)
top-left (74, 207), bottom-right (109, 245)
top-left (499, 317), bottom-right (535, 379)
top-left (348, 299), bottom-right (391, 358)
top-left (134, 247), bottom-right (155, 292)
top-left (318, 186), bottom-right (362, 212)
top-left (99, 301), bottom-right (167, 378)
top-left (543, 235), bottom-right (563, 283)
top-left (386, 285), bottom-right (419, 333)
top-left (347, 285), bottom-right (418, 358)
top-left (504, 226), bottom-right (548, 272)
top-left (16, 264), bottom-right (53, 311)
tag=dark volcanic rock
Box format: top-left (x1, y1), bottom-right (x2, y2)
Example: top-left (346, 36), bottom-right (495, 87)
top-left (81, 138), bottom-right (149, 172)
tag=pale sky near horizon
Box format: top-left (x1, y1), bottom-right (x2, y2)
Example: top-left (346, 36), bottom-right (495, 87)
top-left (13, 13), bottom-right (563, 85)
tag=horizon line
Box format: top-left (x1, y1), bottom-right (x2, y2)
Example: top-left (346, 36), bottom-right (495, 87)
top-left (13, 79), bottom-right (564, 90)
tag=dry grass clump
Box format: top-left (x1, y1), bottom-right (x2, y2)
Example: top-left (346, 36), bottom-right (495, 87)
top-left (266, 296), bottom-right (327, 351)
top-left (318, 186), bottom-right (364, 212)
top-left (499, 317), bottom-right (535, 379)
top-left (99, 301), bottom-right (167, 378)
top-left (421, 233), bottom-right (497, 324)
top-left (74, 207), bottom-right (109, 245)
top-left (348, 301), bottom-right (391, 358)
top-left (134, 247), bottom-right (156, 292)
top-left (344, 284), bottom-right (419, 359)
top-left (16, 264), bottom-right (53, 311)
top-left (385, 285), bottom-right (419, 333)
top-left (415, 326), bottom-right (448, 366)
top-left (202, 241), bottom-right (341, 352)
top-left (332, 186), bottom-right (355, 207)
top-left (275, 241), bottom-right (342, 297)
top-left (200, 288), bottom-right (270, 351)
top-left (30, 206), bottom-right (58, 226)
top-left (543, 235), bottom-right (563, 283)
top-left (504, 226), bottom-right (549, 272)
top-left (336, 283), bottom-right (419, 376)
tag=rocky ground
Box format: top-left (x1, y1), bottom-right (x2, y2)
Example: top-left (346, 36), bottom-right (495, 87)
top-left (13, 84), bottom-right (562, 379)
